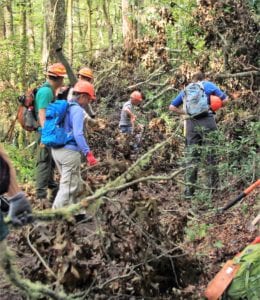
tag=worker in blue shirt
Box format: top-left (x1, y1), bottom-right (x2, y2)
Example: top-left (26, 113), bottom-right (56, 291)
top-left (51, 80), bottom-right (98, 209)
top-left (169, 71), bottom-right (228, 198)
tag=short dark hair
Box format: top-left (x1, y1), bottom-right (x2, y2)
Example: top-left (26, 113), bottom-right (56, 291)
top-left (47, 75), bottom-right (63, 81)
top-left (79, 75), bottom-right (92, 82)
top-left (191, 71), bottom-right (205, 82)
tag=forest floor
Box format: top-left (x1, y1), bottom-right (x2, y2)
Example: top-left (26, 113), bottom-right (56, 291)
top-left (0, 113), bottom-right (259, 300)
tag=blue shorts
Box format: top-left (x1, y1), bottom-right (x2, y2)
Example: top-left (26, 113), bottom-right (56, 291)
top-left (119, 125), bottom-right (132, 134)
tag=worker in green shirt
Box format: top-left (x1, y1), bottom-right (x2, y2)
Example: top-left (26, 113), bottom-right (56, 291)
top-left (34, 63), bottom-right (67, 208)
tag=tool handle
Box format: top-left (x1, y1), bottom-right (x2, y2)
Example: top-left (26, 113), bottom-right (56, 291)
top-left (222, 193), bottom-right (245, 211)
top-left (244, 179), bottom-right (260, 195)
top-left (222, 179), bottom-right (260, 212)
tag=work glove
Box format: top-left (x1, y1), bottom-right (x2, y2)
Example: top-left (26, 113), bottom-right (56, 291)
top-left (86, 151), bottom-right (98, 166)
top-left (7, 192), bottom-right (33, 226)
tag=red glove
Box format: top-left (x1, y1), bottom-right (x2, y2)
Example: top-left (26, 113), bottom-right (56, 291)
top-left (86, 151), bottom-right (97, 166)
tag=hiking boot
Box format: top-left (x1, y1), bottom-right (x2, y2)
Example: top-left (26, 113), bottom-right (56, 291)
top-left (74, 213), bottom-right (93, 223)
top-left (36, 198), bottom-right (50, 210)
top-left (47, 187), bottom-right (58, 204)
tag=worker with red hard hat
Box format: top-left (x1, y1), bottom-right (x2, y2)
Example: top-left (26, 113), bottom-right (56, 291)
top-left (119, 91), bottom-right (143, 134)
top-left (51, 80), bottom-right (98, 209)
top-left (35, 63), bottom-right (67, 208)
top-left (78, 67), bottom-right (94, 83)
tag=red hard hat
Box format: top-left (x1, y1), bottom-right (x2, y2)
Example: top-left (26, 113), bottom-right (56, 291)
top-left (210, 95), bottom-right (223, 112)
top-left (78, 67), bottom-right (94, 79)
top-left (46, 63), bottom-right (66, 77)
top-left (74, 80), bottom-right (96, 100)
top-left (130, 91), bottom-right (143, 102)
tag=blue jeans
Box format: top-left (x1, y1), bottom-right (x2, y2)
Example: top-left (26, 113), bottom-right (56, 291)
top-left (119, 125), bottom-right (133, 134)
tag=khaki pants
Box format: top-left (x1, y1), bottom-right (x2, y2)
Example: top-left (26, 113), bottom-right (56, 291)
top-left (51, 148), bottom-right (81, 209)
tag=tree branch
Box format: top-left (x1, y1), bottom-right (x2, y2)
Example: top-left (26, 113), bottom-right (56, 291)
top-left (126, 65), bottom-right (167, 90)
top-left (31, 132), bottom-right (182, 222)
top-left (215, 71), bottom-right (260, 79)
top-left (0, 242), bottom-right (71, 300)
top-left (26, 226), bottom-right (57, 280)
top-left (143, 85), bottom-right (176, 108)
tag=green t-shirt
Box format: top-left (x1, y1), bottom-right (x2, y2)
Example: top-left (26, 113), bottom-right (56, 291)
top-left (35, 82), bottom-right (54, 117)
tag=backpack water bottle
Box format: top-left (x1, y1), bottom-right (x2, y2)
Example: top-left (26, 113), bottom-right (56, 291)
top-left (184, 82), bottom-right (209, 117)
top-left (24, 106), bottom-right (38, 129)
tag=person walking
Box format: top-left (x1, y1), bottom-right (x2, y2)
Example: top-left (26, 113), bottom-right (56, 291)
top-left (169, 71), bottom-right (228, 198)
top-left (35, 63), bottom-right (67, 207)
top-left (119, 91), bottom-right (143, 134)
top-left (51, 80), bottom-right (98, 209)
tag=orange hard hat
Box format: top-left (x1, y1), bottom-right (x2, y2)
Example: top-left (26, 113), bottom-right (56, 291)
top-left (46, 63), bottom-right (66, 77)
top-left (130, 91), bottom-right (143, 102)
top-left (74, 80), bottom-right (96, 100)
top-left (78, 67), bottom-right (94, 79)
top-left (210, 95), bottom-right (223, 112)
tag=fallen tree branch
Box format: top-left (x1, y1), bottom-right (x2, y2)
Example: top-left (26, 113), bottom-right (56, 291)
top-left (95, 62), bottom-right (119, 93)
top-left (106, 168), bottom-right (185, 192)
top-left (176, 179), bottom-right (216, 191)
top-left (31, 130), bottom-right (182, 221)
top-left (0, 241), bottom-right (72, 300)
top-left (103, 135), bottom-right (174, 190)
top-left (215, 70), bottom-right (260, 79)
top-left (26, 226), bottom-right (58, 280)
top-left (127, 65), bottom-right (167, 90)
top-left (143, 85), bottom-right (177, 108)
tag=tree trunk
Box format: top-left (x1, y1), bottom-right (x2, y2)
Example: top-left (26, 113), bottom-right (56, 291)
top-left (67, 0), bottom-right (73, 64)
top-left (27, 0), bottom-right (36, 52)
top-left (75, 0), bottom-right (83, 39)
top-left (43, 0), bottom-right (67, 65)
top-left (122, 0), bottom-right (137, 51)
top-left (86, 0), bottom-right (93, 59)
top-left (102, 0), bottom-right (113, 51)
top-left (0, 6), bottom-right (6, 39)
top-left (4, 0), bottom-right (14, 37)
top-left (20, 0), bottom-right (28, 89)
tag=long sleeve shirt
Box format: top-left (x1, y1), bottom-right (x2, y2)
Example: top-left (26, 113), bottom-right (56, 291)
top-left (63, 102), bottom-right (90, 155)
top-left (171, 81), bottom-right (227, 107)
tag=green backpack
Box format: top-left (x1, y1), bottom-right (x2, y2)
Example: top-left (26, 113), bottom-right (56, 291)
top-left (225, 243), bottom-right (260, 300)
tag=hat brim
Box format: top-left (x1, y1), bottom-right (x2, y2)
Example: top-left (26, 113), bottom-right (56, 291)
top-left (46, 72), bottom-right (67, 78)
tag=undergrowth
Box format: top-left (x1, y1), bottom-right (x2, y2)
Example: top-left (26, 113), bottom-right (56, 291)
top-left (3, 143), bottom-right (35, 184)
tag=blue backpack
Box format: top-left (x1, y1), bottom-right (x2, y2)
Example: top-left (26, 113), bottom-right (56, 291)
top-left (183, 82), bottom-right (209, 116)
top-left (41, 100), bottom-right (76, 148)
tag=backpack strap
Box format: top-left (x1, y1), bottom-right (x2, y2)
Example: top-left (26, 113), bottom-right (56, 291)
top-left (198, 81), bottom-right (205, 91)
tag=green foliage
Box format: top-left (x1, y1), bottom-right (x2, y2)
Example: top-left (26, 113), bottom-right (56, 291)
top-left (193, 189), bottom-right (213, 207)
top-left (3, 143), bottom-right (35, 184)
top-left (247, 0), bottom-right (260, 14)
top-left (185, 220), bottom-right (212, 242)
top-left (179, 118), bottom-right (259, 207)
top-left (214, 240), bottom-right (224, 249)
